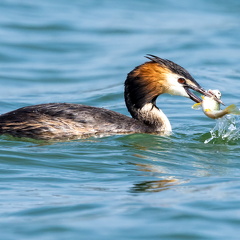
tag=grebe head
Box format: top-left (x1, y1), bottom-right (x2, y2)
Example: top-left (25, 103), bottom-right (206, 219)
top-left (125, 54), bottom-right (210, 109)
top-left (124, 55), bottom-right (213, 131)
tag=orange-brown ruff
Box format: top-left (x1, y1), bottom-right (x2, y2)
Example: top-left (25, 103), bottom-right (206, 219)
top-left (0, 55), bottom-right (210, 140)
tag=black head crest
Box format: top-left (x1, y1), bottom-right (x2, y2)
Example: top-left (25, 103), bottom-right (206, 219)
top-left (145, 54), bottom-right (168, 65)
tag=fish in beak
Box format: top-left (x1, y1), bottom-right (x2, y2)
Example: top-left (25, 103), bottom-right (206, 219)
top-left (184, 84), bottom-right (224, 105)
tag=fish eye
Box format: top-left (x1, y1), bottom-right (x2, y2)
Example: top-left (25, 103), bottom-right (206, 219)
top-left (178, 78), bottom-right (186, 84)
top-left (215, 91), bottom-right (221, 97)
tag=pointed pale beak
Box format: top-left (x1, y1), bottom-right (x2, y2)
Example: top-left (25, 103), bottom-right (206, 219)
top-left (184, 85), bottom-right (225, 105)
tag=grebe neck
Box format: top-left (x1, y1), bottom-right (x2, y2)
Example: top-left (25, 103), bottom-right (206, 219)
top-left (124, 66), bottom-right (172, 133)
top-left (136, 103), bottom-right (171, 133)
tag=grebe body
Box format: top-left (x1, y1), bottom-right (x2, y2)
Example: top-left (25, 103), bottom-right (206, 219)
top-left (0, 55), bottom-right (213, 140)
top-left (0, 103), bottom-right (157, 140)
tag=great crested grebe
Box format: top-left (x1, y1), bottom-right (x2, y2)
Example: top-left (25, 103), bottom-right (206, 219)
top-left (0, 55), bottom-right (217, 140)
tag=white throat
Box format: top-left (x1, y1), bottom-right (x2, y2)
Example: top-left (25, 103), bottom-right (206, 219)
top-left (139, 103), bottom-right (172, 134)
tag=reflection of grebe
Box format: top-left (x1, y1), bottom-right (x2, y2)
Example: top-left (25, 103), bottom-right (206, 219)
top-left (0, 55), bottom-right (211, 140)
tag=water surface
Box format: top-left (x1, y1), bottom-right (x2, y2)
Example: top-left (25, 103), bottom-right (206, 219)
top-left (1, 0), bottom-right (240, 239)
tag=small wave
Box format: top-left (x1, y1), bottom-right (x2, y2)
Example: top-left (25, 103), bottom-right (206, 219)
top-left (204, 115), bottom-right (240, 144)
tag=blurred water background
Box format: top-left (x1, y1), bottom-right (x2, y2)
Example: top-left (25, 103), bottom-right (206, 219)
top-left (1, 0), bottom-right (240, 239)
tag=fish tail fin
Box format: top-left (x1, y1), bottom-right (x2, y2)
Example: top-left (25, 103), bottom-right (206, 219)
top-left (224, 104), bottom-right (240, 115)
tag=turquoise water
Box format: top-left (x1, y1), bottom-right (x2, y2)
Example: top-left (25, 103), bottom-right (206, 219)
top-left (1, 0), bottom-right (240, 239)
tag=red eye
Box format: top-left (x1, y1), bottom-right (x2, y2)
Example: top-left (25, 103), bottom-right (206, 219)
top-left (178, 78), bottom-right (186, 84)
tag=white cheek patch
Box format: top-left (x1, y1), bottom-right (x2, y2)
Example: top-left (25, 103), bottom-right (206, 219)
top-left (165, 74), bottom-right (189, 98)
